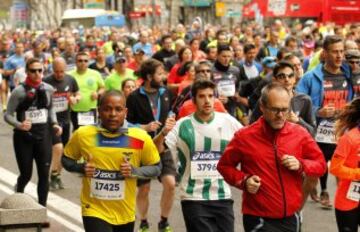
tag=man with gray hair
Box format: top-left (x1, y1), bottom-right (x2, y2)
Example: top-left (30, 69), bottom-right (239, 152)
top-left (218, 82), bottom-right (326, 232)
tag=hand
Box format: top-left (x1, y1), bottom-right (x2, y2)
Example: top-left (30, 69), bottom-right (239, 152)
top-left (84, 154), bottom-right (96, 177)
top-left (246, 175), bottom-right (261, 194)
top-left (144, 121), bottom-right (162, 132)
top-left (317, 104), bottom-right (336, 118)
top-left (69, 95), bottom-right (79, 105)
top-left (91, 92), bottom-right (98, 101)
top-left (19, 119), bottom-right (32, 131)
top-left (281, 155), bottom-right (301, 171)
top-left (53, 124), bottom-right (63, 136)
top-left (287, 111), bottom-right (300, 123)
top-left (161, 115), bottom-right (176, 136)
top-left (218, 95), bottom-right (229, 104)
top-left (120, 157), bottom-right (132, 177)
top-left (236, 96), bottom-right (249, 106)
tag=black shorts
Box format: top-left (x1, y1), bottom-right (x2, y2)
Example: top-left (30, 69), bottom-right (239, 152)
top-left (51, 122), bottom-right (71, 146)
top-left (83, 216), bottom-right (134, 232)
top-left (137, 149), bottom-right (177, 186)
top-left (181, 199), bottom-right (234, 232)
top-left (243, 213), bottom-right (301, 232)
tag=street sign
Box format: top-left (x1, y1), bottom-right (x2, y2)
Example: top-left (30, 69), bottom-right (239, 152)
top-left (226, 10), bottom-right (241, 18)
top-left (183, 0), bottom-right (212, 7)
top-left (128, 12), bottom-right (146, 19)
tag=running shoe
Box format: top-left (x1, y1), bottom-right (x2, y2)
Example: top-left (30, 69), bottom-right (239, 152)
top-left (158, 223), bottom-right (173, 232)
top-left (138, 222), bottom-right (150, 232)
top-left (49, 174), bottom-right (58, 191)
top-left (56, 175), bottom-right (65, 189)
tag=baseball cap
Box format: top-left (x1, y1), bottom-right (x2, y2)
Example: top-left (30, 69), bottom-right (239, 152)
top-left (262, 56), bottom-right (277, 69)
top-left (345, 49), bottom-right (360, 60)
top-left (134, 48), bottom-right (145, 55)
top-left (115, 55), bottom-right (126, 63)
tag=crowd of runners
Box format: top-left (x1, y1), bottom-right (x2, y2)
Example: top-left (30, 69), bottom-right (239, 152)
top-left (1, 18), bottom-right (360, 232)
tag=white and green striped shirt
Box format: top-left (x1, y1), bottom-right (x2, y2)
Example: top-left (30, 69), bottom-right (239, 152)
top-left (166, 112), bottom-right (242, 201)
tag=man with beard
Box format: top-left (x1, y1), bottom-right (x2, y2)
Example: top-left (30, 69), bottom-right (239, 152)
top-left (152, 35), bottom-right (176, 64)
top-left (126, 58), bottom-right (177, 232)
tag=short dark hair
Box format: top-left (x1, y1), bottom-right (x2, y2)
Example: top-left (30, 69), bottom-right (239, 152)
top-left (273, 61), bottom-right (295, 77)
top-left (137, 58), bottom-right (163, 81)
top-left (98, 90), bottom-right (125, 108)
top-left (323, 35), bottom-right (343, 50)
top-left (285, 36), bottom-right (297, 46)
top-left (243, 43), bottom-right (256, 54)
top-left (217, 44), bottom-right (231, 54)
top-left (161, 34), bottom-right (172, 44)
top-left (260, 82), bottom-right (290, 106)
top-left (75, 51), bottom-right (89, 60)
top-left (191, 79), bottom-right (216, 101)
top-left (26, 58), bottom-right (42, 72)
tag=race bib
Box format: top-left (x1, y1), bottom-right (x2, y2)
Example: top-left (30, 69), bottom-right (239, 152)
top-left (217, 79), bottom-right (236, 97)
top-left (25, 109), bottom-right (48, 124)
top-left (346, 181), bottom-right (360, 202)
top-left (53, 96), bottom-right (68, 113)
top-left (90, 169), bottom-right (125, 200)
top-left (315, 119), bottom-right (336, 144)
top-left (78, 111), bottom-right (96, 126)
top-left (190, 151), bottom-right (223, 180)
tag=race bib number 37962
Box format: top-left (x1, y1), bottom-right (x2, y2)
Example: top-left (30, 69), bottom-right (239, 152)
top-left (190, 151), bottom-right (223, 180)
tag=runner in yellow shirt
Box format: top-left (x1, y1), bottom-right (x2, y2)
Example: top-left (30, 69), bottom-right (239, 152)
top-left (62, 90), bottom-right (161, 232)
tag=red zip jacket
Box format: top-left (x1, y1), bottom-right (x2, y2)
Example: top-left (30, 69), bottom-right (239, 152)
top-left (217, 117), bottom-right (326, 218)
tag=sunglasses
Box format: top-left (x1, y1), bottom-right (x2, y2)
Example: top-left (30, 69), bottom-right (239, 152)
top-left (275, 72), bottom-right (295, 80)
top-left (348, 60), bottom-right (360, 65)
top-left (29, 68), bottom-right (43, 74)
top-left (77, 59), bottom-right (89, 63)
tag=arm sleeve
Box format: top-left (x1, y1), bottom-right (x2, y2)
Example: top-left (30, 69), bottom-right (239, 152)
top-left (217, 131), bottom-right (249, 190)
top-left (4, 87), bottom-right (24, 128)
top-left (298, 132), bottom-right (327, 177)
top-left (61, 156), bottom-right (85, 174)
top-left (330, 133), bottom-right (360, 180)
top-left (131, 161), bottom-right (162, 179)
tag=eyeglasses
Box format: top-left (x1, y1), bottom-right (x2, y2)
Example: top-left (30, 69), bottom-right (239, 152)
top-left (348, 60), bottom-right (360, 65)
top-left (29, 68), bottom-right (43, 74)
top-left (77, 59), bottom-right (89, 63)
top-left (275, 72), bottom-right (295, 80)
top-left (197, 69), bottom-right (211, 73)
top-left (265, 106), bottom-right (290, 114)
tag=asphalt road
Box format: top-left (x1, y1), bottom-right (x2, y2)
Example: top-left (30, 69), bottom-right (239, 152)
top-left (0, 113), bottom-right (338, 232)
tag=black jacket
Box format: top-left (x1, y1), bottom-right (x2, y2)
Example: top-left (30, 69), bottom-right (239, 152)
top-left (126, 86), bottom-right (174, 137)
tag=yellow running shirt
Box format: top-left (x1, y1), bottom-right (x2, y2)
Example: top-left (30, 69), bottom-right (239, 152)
top-left (64, 125), bottom-right (160, 225)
